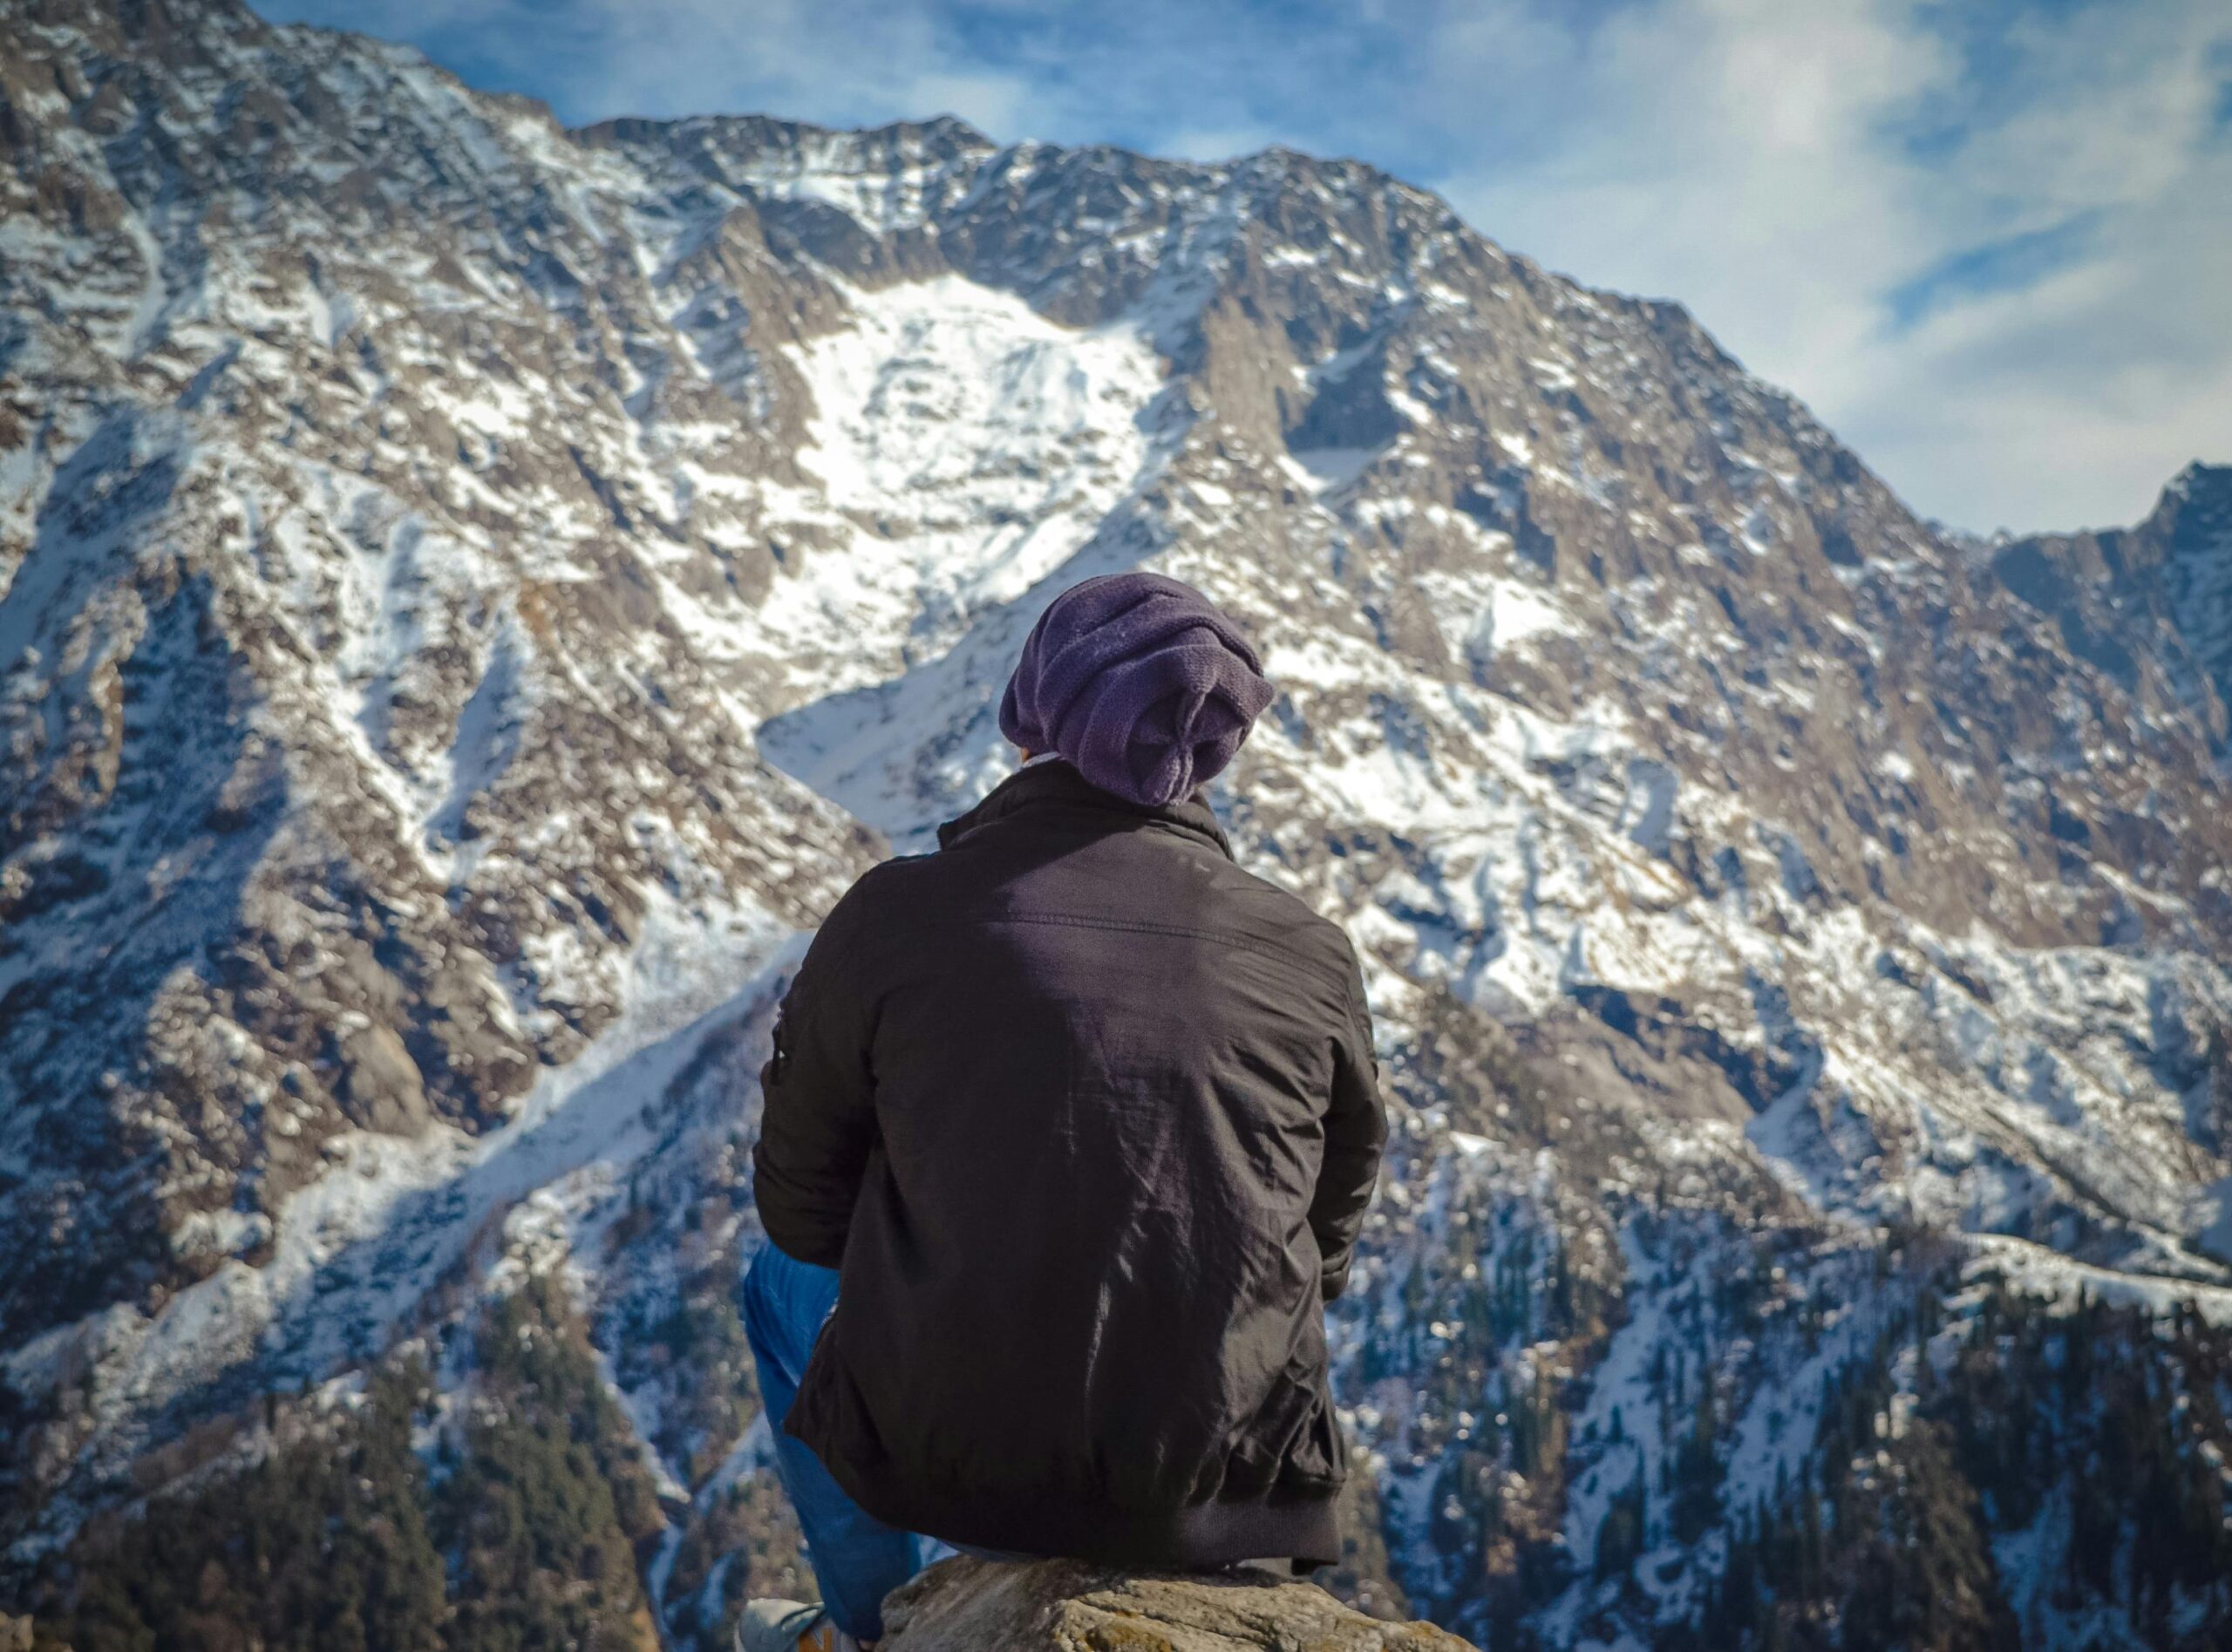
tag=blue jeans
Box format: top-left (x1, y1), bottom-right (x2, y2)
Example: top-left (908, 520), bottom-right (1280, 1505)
top-left (740, 1244), bottom-right (928, 1642)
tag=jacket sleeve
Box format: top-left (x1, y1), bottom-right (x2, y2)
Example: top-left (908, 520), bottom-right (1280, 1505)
top-left (1309, 946), bottom-right (1386, 1302)
top-left (751, 884), bottom-right (879, 1268)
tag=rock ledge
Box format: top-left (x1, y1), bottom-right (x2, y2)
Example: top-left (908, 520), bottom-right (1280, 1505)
top-left (878, 1556), bottom-right (1479, 1650)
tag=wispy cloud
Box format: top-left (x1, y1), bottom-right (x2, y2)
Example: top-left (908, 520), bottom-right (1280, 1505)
top-left (1885, 216), bottom-right (2105, 332)
top-left (255, 0), bottom-right (2232, 534)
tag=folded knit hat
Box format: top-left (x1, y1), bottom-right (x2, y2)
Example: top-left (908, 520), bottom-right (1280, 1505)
top-left (997, 572), bottom-right (1275, 807)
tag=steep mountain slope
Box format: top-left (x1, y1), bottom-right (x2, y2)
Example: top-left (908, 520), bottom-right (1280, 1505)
top-left (1987, 463), bottom-right (2232, 758)
top-left (2, 0), bottom-right (2229, 1644)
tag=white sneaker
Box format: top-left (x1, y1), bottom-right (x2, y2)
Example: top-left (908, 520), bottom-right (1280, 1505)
top-left (736, 1598), bottom-right (868, 1652)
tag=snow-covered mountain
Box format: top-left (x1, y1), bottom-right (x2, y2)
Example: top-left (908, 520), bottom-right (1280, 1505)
top-left (3, 0), bottom-right (2229, 1645)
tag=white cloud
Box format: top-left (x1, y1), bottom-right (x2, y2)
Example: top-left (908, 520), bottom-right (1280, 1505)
top-left (1153, 126), bottom-right (1293, 165)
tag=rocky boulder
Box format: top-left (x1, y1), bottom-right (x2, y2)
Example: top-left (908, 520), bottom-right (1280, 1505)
top-left (877, 1557), bottom-right (1478, 1651)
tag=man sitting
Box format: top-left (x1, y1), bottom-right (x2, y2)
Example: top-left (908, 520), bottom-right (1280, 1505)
top-left (738, 573), bottom-right (1387, 1652)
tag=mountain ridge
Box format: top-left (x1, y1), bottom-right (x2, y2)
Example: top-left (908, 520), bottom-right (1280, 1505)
top-left (2, 0), bottom-right (2230, 1642)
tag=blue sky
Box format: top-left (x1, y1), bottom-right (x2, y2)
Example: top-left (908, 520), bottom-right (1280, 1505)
top-left (254, 0), bottom-right (2231, 534)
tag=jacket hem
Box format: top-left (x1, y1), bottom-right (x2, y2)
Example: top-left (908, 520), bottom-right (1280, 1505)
top-left (791, 1417), bottom-right (1342, 1570)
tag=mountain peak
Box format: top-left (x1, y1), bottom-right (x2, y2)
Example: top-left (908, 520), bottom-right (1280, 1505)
top-left (2163, 458), bottom-right (2232, 511)
top-left (578, 107), bottom-right (996, 155)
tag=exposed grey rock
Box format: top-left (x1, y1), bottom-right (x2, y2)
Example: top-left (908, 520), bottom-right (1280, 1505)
top-left (878, 1557), bottom-right (1477, 1652)
top-left (1990, 461), bottom-right (2232, 751)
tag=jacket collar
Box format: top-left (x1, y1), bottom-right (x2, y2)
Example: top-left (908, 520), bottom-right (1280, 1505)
top-left (936, 758), bottom-right (1235, 860)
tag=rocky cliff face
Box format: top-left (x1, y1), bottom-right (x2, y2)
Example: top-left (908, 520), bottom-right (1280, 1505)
top-left (1987, 462), bottom-right (2232, 758)
top-left (2, 0), bottom-right (2229, 1646)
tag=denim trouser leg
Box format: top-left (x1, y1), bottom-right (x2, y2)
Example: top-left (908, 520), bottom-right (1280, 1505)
top-left (740, 1243), bottom-right (926, 1642)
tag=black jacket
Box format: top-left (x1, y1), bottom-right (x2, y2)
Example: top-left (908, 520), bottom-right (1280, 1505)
top-left (752, 759), bottom-right (1386, 1567)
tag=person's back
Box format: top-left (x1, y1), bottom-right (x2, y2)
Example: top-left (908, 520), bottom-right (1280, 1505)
top-left (739, 574), bottom-right (1386, 1652)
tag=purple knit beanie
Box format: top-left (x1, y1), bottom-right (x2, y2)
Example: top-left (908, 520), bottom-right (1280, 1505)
top-left (997, 573), bottom-right (1275, 807)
